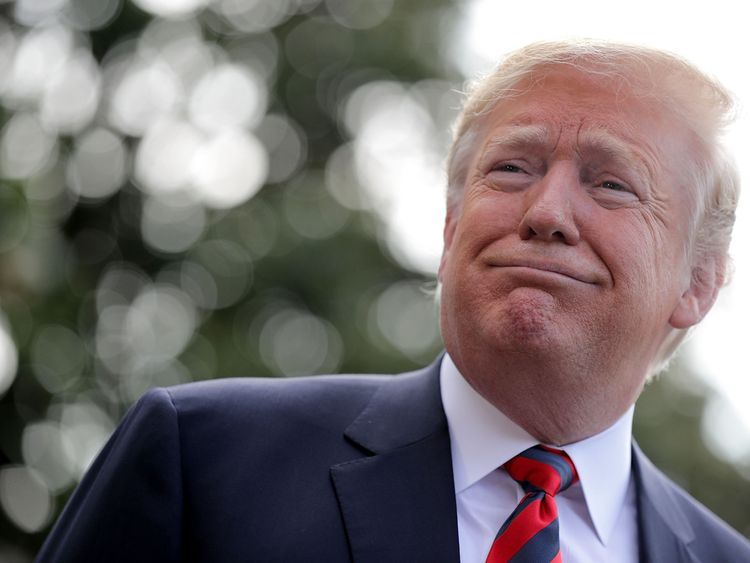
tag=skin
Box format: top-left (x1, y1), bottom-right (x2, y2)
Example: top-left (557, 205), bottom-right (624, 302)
top-left (438, 68), bottom-right (721, 445)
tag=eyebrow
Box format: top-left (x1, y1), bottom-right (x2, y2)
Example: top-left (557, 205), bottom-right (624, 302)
top-left (482, 125), bottom-right (551, 154)
top-left (479, 124), bottom-right (656, 186)
top-left (577, 129), bottom-right (656, 186)
top-left (477, 125), bottom-right (551, 171)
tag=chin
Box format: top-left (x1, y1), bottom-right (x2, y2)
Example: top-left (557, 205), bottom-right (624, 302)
top-left (484, 289), bottom-right (561, 347)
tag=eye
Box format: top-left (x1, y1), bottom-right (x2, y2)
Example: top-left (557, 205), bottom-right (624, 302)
top-left (589, 176), bottom-right (641, 208)
top-left (484, 158), bottom-right (537, 192)
top-left (599, 180), bottom-right (629, 192)
top-left (493, 163), bottom-right (525, 173)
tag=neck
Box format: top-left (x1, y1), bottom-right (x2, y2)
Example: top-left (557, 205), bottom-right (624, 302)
top-left (450, 349), bottom-right (645, 445)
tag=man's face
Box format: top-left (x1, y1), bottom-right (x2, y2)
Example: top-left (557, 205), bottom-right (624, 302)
top-left (438, 69), bottom-right (711, 435)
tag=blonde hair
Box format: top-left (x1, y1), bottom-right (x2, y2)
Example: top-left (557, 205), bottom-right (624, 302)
top-left (446, 40), bottom-right (740, 372)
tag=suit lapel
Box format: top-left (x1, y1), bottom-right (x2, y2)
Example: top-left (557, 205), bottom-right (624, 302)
top-left (330, 361), bottom-right (460, 563)
top-left (632, 442), bottom-right (697, 563)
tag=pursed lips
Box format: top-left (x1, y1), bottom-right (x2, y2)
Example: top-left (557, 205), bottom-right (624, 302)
top-left (486, 258), bottom-right (600, 284)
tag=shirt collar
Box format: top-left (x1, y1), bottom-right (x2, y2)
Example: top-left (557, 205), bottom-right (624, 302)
top-left (440, 353), bottom-right (634, 546)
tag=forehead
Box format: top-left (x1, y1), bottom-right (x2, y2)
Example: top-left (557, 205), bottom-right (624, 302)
top-left (482, 121), bottom-right (647, 161)
top-left (476, 70), bottom-right (691, 178)
top-left (483, 71), bottom-right (660, 145)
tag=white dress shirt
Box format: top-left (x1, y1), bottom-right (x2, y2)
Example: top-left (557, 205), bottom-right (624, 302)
top-left (440, 354), bottom-right (639, 563)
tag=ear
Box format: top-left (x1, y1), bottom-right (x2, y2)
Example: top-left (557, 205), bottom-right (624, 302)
top-left (437, 205), bottom-right (459, 283)
top-left (669, 256), bottom-right (725, 329)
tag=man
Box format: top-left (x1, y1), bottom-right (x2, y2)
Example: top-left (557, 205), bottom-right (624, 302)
top-left (38, 41), bottom-right (750, 562)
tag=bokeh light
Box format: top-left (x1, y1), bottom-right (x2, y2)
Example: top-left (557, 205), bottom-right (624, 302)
top-left (0, 313), bottom-right (19, 398)
top-left (64, 0), bottom-right (123, 31)
top-left (282, 172), bottom-right (349, 240)
top-left (134, 118), bottom-right (200, 194)
top-left (132, 0), bottom-right (210, 19)
top-left (0, 465), bottom-right (53, 533)
top-left (141, 196), bottom-right (206, 254)
top-left (0, 112), bottom-right (58, 180)
top-left (188, 240), bottom-right (252, 309)
top-left (55, 400), bottom-right (115, 478)
top-left (369, 281), bottom-right (440, 363)
top-left (13, 0), bottom-right (67, 26)
top-left (211, 0), bottom-right (296, 34)
top-left (39, 48), bottom-right (101, 134)
top-left (325, 0), bottom-right (394, 30)
top-left (701, 395), bottom-right (750, 470)
top-left (189, 128), bottom-right (269, 209)
top-left (344, 80), bottom-right (453, 273)
top-left (256, 113), bottom-right (307, 184)
top-left (108, 59), bottom-right (184, 137)
top-left (188, 63), bottom-right (267, 132)
top-left (258, 307), bottom-right (343, 376)
top-left (95, 283), bottom-right (197, 376)
top-left (2, 25), bottom-right (75, 106)
top-left (30, 324), bottom-right (87, 394)
top-left (66, 128), bottom-right (128, 200)
top-left (21, 420), bottom-right (76, 493)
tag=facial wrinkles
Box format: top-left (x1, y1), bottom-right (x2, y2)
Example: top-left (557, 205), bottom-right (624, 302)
top-left (479, 113), bottom-right (658, 186)
top-left (609, 125), bottom-right (687, 259)
top-left (479, 125), bottom-right (550, 171)
top-left (640, 194), bottom-right (691, 293)
top-left (568, 117), bottom-right (683, 255)
top-left (574, 126), bottom-right (656, 195)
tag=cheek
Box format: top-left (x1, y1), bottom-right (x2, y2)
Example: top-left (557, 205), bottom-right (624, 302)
top-left (584, 218), bottom-right (652, 292)
top-left (459, 192), bottom-right (523, 242)
top-left (602, 227), bottom-right (683, 306)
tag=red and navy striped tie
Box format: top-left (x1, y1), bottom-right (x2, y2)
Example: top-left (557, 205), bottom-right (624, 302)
top-left (485, 445), bottom-right (578, 563)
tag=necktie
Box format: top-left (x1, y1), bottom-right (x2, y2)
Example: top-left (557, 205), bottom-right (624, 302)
top-left (485, 445), bottom-right (578, 563)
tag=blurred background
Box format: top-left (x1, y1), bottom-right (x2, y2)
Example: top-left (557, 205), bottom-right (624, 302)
top-left (0, 0), bottom-right (748, 559)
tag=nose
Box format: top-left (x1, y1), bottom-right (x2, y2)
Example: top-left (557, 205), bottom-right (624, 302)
top-left (518, 164), bottom-right (581, 245)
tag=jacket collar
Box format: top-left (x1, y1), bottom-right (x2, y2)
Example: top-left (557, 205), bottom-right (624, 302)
top-left (343, 359), bottom-right (448, 452)
top-left (330, 359), bottom-right (460, 563)
top-left (632, 441), bottom-right (696, 562)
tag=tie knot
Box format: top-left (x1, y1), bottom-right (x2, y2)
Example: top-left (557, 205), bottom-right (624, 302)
top-left (504, 445), bottom-right (578, 496)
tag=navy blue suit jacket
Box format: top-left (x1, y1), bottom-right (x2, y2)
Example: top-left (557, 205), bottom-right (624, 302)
top-left (37, 361), bottom-right (750, 562)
